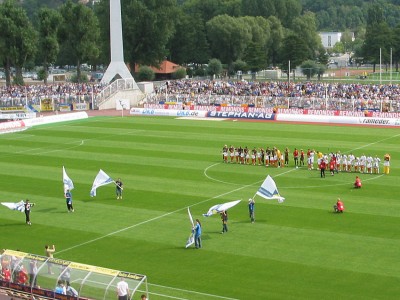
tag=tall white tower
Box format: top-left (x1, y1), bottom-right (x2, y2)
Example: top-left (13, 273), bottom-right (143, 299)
top-left (101, 0), bottom-right (138, 86)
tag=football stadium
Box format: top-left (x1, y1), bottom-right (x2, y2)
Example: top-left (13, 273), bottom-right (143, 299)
top-left (1, 111), bottom-right (399, 299)
top-left (1, 0), bottom-right (400, 299)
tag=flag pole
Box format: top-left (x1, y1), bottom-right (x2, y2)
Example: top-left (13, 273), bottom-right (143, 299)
top-left (113, 181), bottom-right (123, 190)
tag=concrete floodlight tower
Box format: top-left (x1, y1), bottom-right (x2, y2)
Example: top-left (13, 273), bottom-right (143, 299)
top-left (101, 0), bottom-right (137, 86)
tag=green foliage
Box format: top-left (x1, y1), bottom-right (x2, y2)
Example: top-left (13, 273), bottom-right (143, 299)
top-left (37, 67), bottom-right (46, 81)
top-left (172, 68), bottom-right (187, 79)
top-left (290, 12), bottom-right (322, 60)
top-left (12, 74), bottom-right (24, 86)
top-left (137, 66), bottom-right (155, 81)
top-left (206, 58), bottom-right (222, 76)
top-left (193, 67), bottom-right (207, 76)
top-left (206, 15), bottom-right (252, 64)
top-left (232, 59), bottom-right (248, 72)
top-left (1, 117), bottom-right (399, 299)
top-left (37, 7), bottom-right (61, 84)
top-left (122, 0), bottom-right (178, 68)
top-left (243, 41), bottom-right (267, 72)
top-left (301, 60), bottom-right (318, 79)
top-left (279, 33), bottom-right (310, 71)
top-left (363, 4), bottom-right (392, 67)
top-left (58, 0), bottom-right (100, 82)
top-left (69, 72), bottom-right (88, 83)
top-left (0, 0), bottom-right (37, 86)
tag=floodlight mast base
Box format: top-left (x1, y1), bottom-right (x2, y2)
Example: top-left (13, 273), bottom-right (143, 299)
top-left (101, 0), bottom-right (135, 85)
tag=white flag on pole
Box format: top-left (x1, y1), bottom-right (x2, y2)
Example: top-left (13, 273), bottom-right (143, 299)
top-left (90, 169), bottom-right (114, 197)
top-left (1, 200), bottom-right (25, 212)
top-left (185, 207), bottom-right (195, 248)
top-left (202, 200), bottom-right (241, 217)
top-left (63, 166), bottom-right (74, 192)
top-left (256, 175), bottom-right (285, 203)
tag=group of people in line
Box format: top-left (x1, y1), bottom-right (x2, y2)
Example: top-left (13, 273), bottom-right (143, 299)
top-left (222, 145), bottom-right (306, 167)
top-left (221, 145), bottom-right (391, 176)
top-left (315, 151), bottom-right (391, 177)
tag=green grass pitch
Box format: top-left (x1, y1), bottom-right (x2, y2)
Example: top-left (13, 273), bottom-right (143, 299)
top-left (0, 116), bottom-right (399, 299)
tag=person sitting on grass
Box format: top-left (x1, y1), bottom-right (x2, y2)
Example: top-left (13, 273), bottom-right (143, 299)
top-left (333, 198), bottom-right (344, 213)
top-left (354, 176), bottom-right (362, 189)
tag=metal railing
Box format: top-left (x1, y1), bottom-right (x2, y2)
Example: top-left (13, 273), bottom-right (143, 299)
top-left (95, 78), bottom-right (139, 108)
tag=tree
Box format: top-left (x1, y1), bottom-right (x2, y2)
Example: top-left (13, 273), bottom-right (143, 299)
top-left (58, 0), bottom-right (100, 82)
top-left (241, 0), bottom-right (301, 27)
top-left (167, 11), bottom-right (210, 65)
top-left (207, 58), bottom-right (223, 77)
top-left (36, 7), bottom-right (61, 84)
top-left (137, 66), bottom-right (155, 81)
top-left (290, 12), bottom-right (323, 60)
top-left (279, 33), bottom-right (310, 79)
top-left (300, 60), bottom-right (318, 80)
top-left (122, 0), bottom-right (178, 69)
top-left (301, 60), bottom-right (316, 80)
top-left (0, 0), bottom-right (37, 86)
top-left (362, 4), bottom-right (392, 72)
top-left (243, 41), bottom-right (267, 76)
top-left (392, 24), bottom-right (400, 71)
top-left (232, 59), bottom-right (248, 73)
top-left (341, 29), bottom-right (354, 53)
top-left (267, 16), bottom-right (284, 67)
top-left (206, 15), bottom-right (252, 70)
top-left (183, 0), bottom-right (241, 22)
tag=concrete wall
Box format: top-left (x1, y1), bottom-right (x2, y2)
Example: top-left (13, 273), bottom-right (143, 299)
top-left (98, 90), bottom-right (145, 110)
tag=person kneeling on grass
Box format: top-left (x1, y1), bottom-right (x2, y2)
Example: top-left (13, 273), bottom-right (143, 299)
top-left (333, 198), bottom-right (344, 213)
top-left (354, 176), bottom-right (362, 189)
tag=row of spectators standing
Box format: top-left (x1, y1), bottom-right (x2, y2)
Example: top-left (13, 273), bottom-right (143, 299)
top-left (0, 82), bottom-right (106, 107)
top-left (158, 80), bottom-right (400, 100)
top-left (222, 145), bottom-right (391, 175)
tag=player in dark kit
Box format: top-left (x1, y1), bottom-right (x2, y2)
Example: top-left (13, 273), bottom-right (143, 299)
top-left (116, 178), bottom-right (123, 199)
top-left (24, 199), bottom-right (35, 225)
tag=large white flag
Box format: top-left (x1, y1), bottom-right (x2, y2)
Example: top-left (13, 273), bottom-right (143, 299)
top-left (1, 200), bottom-right (25, 212)
top-left (63, 166), bottom-right (74, 192)
top-left (90, 169), bottom-right (114, 197)
top-left (203, 200), bottom-right (241, 217)
top-left (256, 175), bottom-right (285, 203)
top-left (185, 207), bottom-right (195, 248)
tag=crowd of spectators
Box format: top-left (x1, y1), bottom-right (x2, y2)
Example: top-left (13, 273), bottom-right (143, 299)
top-left (149, 79), bottom-right (400, 112)
top-left (1, 79), bottom-right (400, 112)
top-left (0, 82), bottom-right (106, 108)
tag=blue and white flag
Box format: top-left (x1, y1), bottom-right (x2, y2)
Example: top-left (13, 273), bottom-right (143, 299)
top-left (90, 169), bottom-right (114, 197)
top-left (63, 166), bottom-right (74, 192)
top-left (1, 200), bottom-right (25, 212)
top-left (203, 200), bottom-right (241, 217)
top-left (186, 207), bottom-right (195, 248)
top-left (256, 175), bottom-right (285, 203)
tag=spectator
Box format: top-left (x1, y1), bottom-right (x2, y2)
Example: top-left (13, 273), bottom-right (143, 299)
top-left (45, 245), bottom-right (55, 274)
top-left (116, 277), bottom-right (129, 300)
top-left (55, 279), bottom-right (66, 295)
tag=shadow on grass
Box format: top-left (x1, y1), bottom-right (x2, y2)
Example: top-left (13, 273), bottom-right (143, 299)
top-left (0, 222), bottom-right (27, 227)
top-left (35, 207), bottom-right (58, 213)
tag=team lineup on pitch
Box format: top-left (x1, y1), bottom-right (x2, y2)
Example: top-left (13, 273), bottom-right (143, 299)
top-left (1, 116), bottom-right (398, 300)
